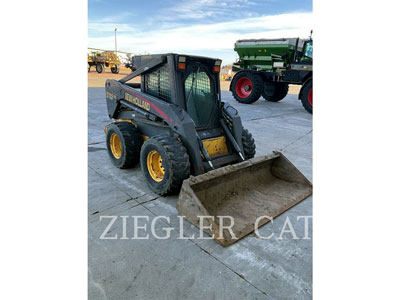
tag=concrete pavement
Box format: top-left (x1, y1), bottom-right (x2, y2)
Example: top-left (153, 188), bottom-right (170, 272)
top-left (88, 87), bottom-right (312, 300)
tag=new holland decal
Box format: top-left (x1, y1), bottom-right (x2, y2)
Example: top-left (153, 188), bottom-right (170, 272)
top-left (125, 93), bottom-right (151, 111)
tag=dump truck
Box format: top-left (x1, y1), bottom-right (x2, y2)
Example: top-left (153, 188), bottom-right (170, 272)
top-left (103, 53), bottom-right (312, 246)
top-left (88, 51), bottom-right (121, 74)
top-left (230, 35), bottom-right (313, 113)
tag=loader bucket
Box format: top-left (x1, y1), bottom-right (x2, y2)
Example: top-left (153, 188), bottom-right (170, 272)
top-left (177, 152), bottom-right (312, 246)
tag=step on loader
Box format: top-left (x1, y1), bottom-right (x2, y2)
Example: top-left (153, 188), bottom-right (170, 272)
top-left (104, 53), bottom-right (312, 246)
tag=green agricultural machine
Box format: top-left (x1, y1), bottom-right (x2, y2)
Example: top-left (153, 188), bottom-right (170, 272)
top-left (230, 35), bottom-right (313, 113)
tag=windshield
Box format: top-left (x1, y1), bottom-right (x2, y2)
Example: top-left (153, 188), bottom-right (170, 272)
top-left (185, 68), bottom-right (215, 128)
top-left (304, 41), bottom-right (313, 58)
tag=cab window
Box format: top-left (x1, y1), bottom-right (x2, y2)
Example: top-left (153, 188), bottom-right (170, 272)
top-left (304, 42), bottom-right (313, 58)
top-left (185, 68), bottom-right (215, 128)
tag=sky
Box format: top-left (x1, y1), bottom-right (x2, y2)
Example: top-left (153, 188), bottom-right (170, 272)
top-left (88, 0), bottom-right (312, 65)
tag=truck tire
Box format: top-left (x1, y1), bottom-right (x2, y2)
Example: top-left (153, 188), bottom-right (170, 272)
top-left (231, 71), bottom-right (263, 104)
top-left (111, 65), bottom-right (119, 74)
top-left (106, 122), bottom-right (142, 168)
top-left (262, 82), bottom-right (289, 102)
top-left (96, 63), bottom-right (104, 73)
top-left (242, 128), bottom-right (256, 159)
top-left (140, 136), bottom-right (190, 195)
top-left (300, 80), bottom-right (312, 114)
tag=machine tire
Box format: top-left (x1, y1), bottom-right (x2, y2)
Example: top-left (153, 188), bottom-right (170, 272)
top-left (231, 71), bottom-right (263, 104)
top-left (140, 136), bottom-right (190, 195)
top-left (111, 65), bottom-right (119, 74)
top-left (242, 128), bottom-right (256, 159)
top-left (262, 82), bottom-right (289, 102)
top-left (96, 63), bottom-right (104, 73)
top-left (300, 80), bottom-right (312, 114)
top-left (106, 122), bottom-right (142, 168)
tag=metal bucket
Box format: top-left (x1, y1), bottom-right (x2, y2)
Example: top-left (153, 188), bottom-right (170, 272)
top-left (176, 152), bottom-right (312, 246)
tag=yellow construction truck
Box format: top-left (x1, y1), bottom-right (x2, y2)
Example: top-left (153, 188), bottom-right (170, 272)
top-left (88, 51), bottom-right (121, 74)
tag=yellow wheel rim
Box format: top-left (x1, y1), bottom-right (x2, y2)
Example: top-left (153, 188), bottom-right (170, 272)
top-left (110, 133), bottom-right (122, 159)
top-left (146, 150), bottom-right (165, 182)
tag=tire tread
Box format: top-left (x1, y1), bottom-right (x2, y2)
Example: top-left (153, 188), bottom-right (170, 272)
top-left (107, 122), bottom-right (142, 168)
top-left (242, 128), bottom-right (256, 159)
top-left (262, 82), bottom-right (289, 102)
top-left (141, 135), bottom-right (190, 195)
top-left (232, 71), bottom-right (263, 104)
top-left (300, 80), bottom-right (313, 114)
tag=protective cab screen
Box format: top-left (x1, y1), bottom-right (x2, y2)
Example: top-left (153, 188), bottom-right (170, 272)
top-left (145, 63), bottom-right (171, 102)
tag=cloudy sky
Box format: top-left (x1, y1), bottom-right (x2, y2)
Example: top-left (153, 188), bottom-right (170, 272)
top-left (88, 0), bottom-right (312, 65)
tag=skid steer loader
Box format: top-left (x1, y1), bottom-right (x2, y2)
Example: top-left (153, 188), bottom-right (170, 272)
top-left (104, 53), bottom-right (312, 246)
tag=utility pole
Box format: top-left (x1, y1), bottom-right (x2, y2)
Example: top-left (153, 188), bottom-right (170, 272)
top-left (114, 28), bottom-right (117, 54)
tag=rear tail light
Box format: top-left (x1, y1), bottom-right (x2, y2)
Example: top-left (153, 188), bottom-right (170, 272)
top-left (214, 60), bottom-right (222, 72)
top-left (177, 56), bottom-right (186, 70)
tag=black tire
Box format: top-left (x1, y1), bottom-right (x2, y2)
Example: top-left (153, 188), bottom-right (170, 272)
top-left (88, 64), bottom-right (90, 72)
top-left (111, 65), bottom-right (119, 74)
top-left (262, 82), bottom-right (289, 102)
top-left (300, 80), bottom-right (313, 114)
top-left (231, 71), bottom-right (263, 104)
top-left (106, 122), bottom-right (142, 168)
top-left (140, 136), bottom-right (190, 196)
top-left (242, 128), bottom-right (256, 159)
top-left (96, 63), bottom-right (104, 73)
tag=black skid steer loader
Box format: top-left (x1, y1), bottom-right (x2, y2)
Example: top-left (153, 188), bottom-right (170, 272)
top-left (104, 53), bottom-right (312, 246)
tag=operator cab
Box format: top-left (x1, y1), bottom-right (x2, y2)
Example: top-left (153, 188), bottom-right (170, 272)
top-left (123, 54), bottom-right (225, 139)
top-left (174, 55), bottom-right (222, 131)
